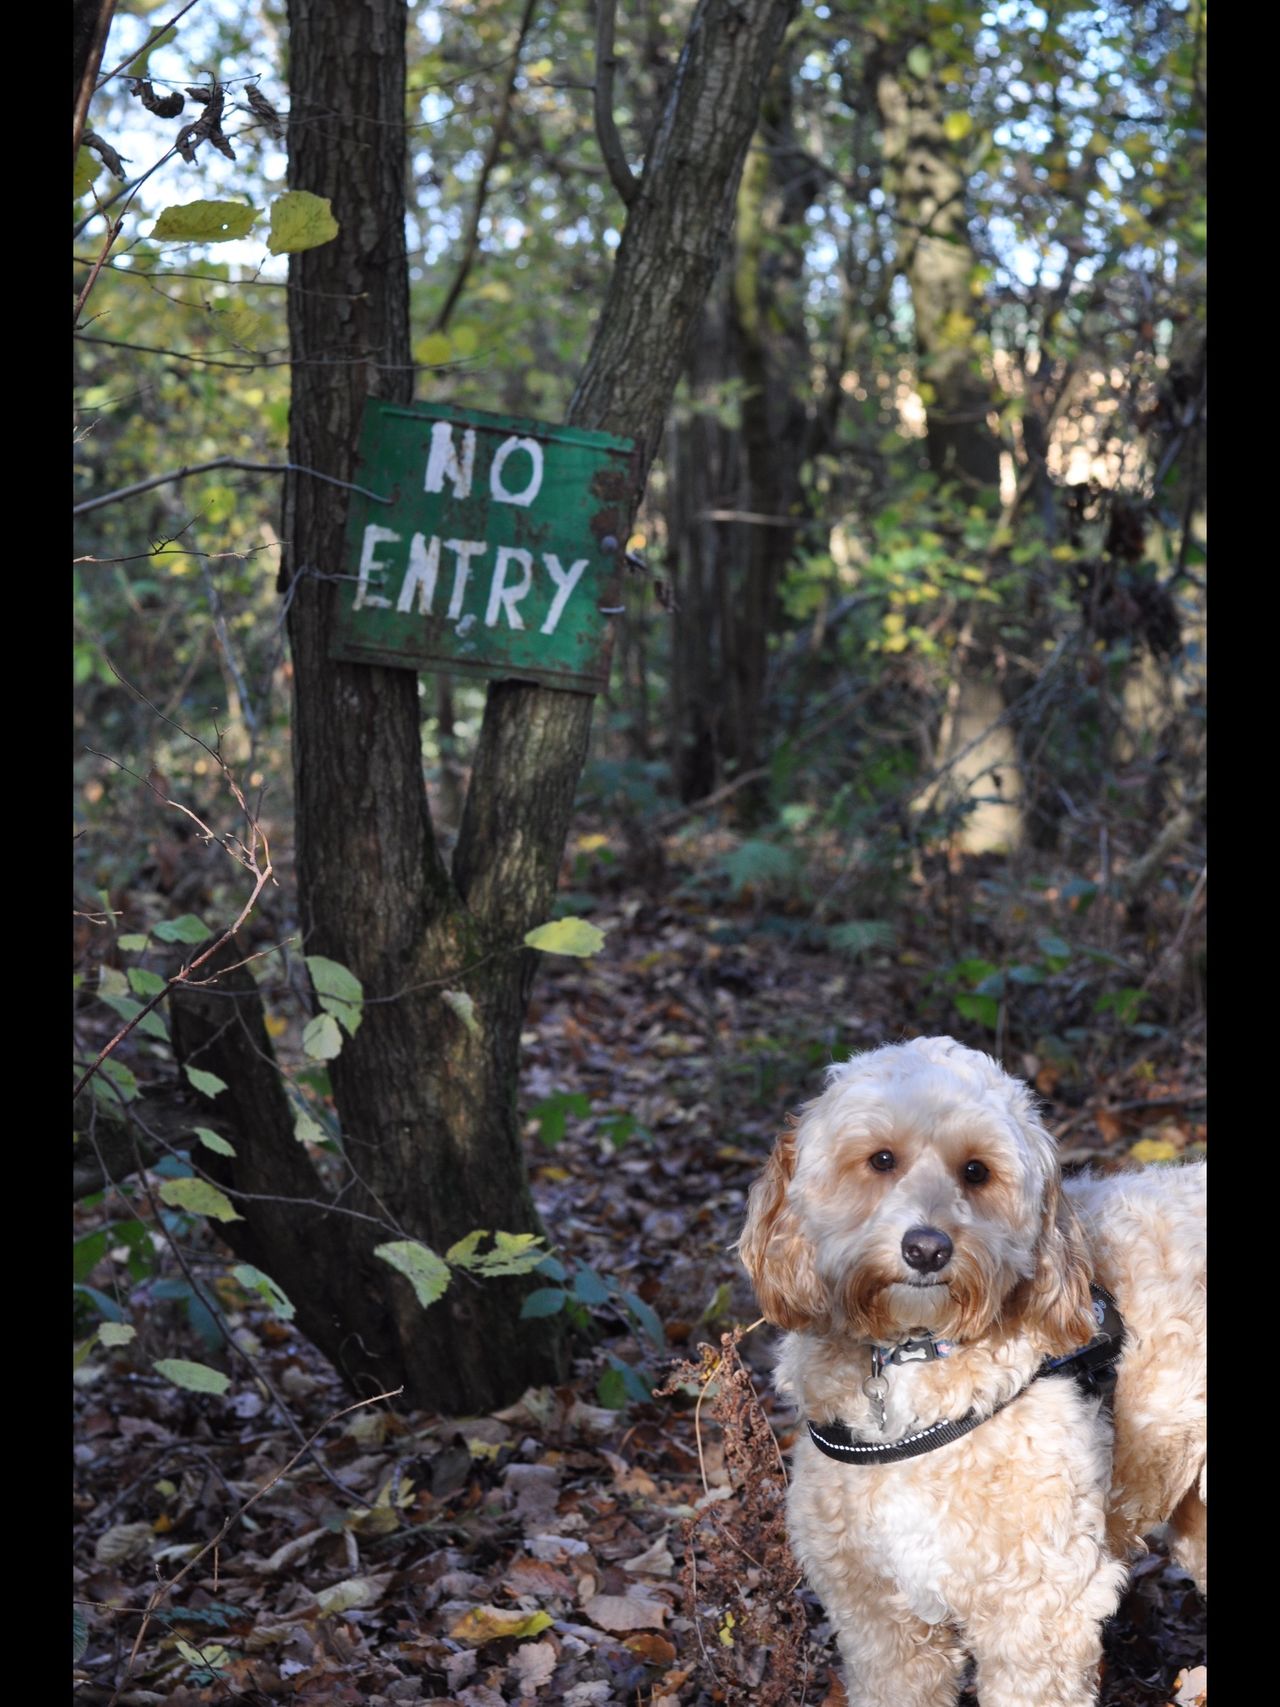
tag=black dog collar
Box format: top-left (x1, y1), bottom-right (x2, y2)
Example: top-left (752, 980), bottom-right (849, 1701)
top-left (807, 1284), bottom-right (1126, 1467)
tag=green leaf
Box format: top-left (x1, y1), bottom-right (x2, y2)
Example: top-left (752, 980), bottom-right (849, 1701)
top-left (827, 919), bottom-right (895, 958)
top-left (1036, 934), bottom-right (1074, 961)
top-left (74, 1283), bottom-right (124, 1323)
top-left (73, 1607), bottom-right (89, 1664)
top-left (185, 1065), bottom-right (228, 1099)
top-left (212, 301), bottom-right (268, 352)
top-left (529, 1091), bottom-right (591, 1148)
top-left (460, 1231), bottom-right (547, 1276)
top-left (74, 1229), bottom-right (111, 1284)
top-left (99, 1322), bottom-right (136, 1347)
top-left (153, 1358), bottom-right (231, 1396)
top-left (943, 111), bottom-right (972, 142)
top-left (99, 992), bottom-right (168, 1040)
top-left (303, 1012), bottom-right (344, 1060)
top-left (158, 1177), bottom-right (242, 1222)
top-left (596, 1366), bottom-right (627, 1409)
top-left (373, 1240), bottom-right (451, 1309)
top-left (572, 1265), bottom-right (612, 1306)
top-left (153, 201), bottom-right (256, 243)
top-left (306, 955), bottom-right (364, 1037)
top-left (442, 989), bottom-right (480, 1036)
top-left (74, 148), bottom-right (102, 199)
top-left (907, 44), bottom-right (932, 78)
top-left (294, 1108), bottom-right (326, 1145)
top-left (231, 1263), bottom-right (295, 1320)
top-left (523, 917), bottom-right (606, 957)
top-left (118, 933), bottom-right (150, 952)
top-left (953, 992), bottom-right (999, 1030)
top-left (535, 1254), bottom-right (567, 1282)
top-left (445, 1229), bottom-right (487, 1267)
top-left (194, 1126), bottom-right (236, 1157)
top-left (519, 1287), bottom-right (568, 1319)
top-left (268, 190), bottom-right (339, 255)
top-left (99, 1058), bottom-right (139, 1102)
top-left (154, 913), bottom-right (211, 943)
top-left (720, 840), bottom-right (798, 895)
top-left (1095, 987), bottom-right (1147, 1026)
top-left (621, 1290), bottom-right (666, 1351)
top-left (128, 967), bottom-right (168, 997)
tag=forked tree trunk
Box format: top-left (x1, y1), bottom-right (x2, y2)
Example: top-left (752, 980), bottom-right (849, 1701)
top-left (200, 0), bottom-right (800, 1414)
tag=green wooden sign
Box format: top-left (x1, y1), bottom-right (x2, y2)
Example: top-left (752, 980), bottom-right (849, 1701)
top-left (331, 400), bottom-right (637, 694)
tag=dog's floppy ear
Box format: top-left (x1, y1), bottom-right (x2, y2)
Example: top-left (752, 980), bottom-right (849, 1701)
top-left (738, 1126), bottom-right (828, 1331)
top-left (1018, 1175), bottom-right (1097, 1356)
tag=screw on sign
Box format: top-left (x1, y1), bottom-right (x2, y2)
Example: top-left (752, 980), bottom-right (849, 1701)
top-left (331, 401), bottom-right (637, 694)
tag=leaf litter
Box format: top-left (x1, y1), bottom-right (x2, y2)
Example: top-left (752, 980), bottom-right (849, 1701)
top-left (74, 839), bottom-right (1205, 1703)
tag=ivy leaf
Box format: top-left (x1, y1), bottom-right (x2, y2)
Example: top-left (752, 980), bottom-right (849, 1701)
top-left (153, 1358), bottom-right (230, 1395)
top-left (152, 201), bottom-right (257, 243)
top-left (373, 1240), bottom-right (451, 1309)
top-left (303, 1012), bottom-right (344, 1060)
top-left (268, 190), bottom-right (339, 255)
top-left (524, 917), bottom-right (606, 957)
top-left (158, 1176), bottom-right (242, 1222)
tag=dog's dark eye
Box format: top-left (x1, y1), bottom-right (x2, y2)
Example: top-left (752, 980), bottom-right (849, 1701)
top-left (963, 1160), bottom-right (990, 1185)
top-left (869, 1150), bottom-right (896, 1173)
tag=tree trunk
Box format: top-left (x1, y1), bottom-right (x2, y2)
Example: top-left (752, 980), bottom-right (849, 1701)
top-left (252, 0), bottom-right (799, 1414)
top-left (873, 37), bottom-right (1022, 852)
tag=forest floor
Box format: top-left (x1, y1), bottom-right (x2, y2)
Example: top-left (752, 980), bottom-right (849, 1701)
top-left (73, 829), bottom-right (1206, 1705)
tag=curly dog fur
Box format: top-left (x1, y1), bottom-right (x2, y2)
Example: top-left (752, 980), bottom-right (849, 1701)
top-left (739, 1036), bottom-right (1205, 1707)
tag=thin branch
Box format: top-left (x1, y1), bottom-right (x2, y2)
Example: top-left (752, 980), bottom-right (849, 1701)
top-left (74, 711), bottom-right (276, 1100)
top-left (594, 0), bottom-right (639, 206)
top-left (107, 1382), bottom-right (401, 1705)
top-left (74, 455), bottom-right (391, 516)
top-left (95, 0), bottom-right (203, 91)
top-left (74, 0), bottom-right (119, 169)
top-left (431, 0), bottom-right (539, 333)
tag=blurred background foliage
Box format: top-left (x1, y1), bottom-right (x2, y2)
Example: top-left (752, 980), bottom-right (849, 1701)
top-left (75, 0), bottom-right (1205, 1087)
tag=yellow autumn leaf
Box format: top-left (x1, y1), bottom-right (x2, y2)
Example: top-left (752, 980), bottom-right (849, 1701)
top-left (943, 111), bottom-right (972, 143)
top-left (264, 1012), bottom-right (288, 1037)
top-left (1129, 1137), bottom-right (1180, 1165)
top-left (449, 1606), bottom-right (553, 1644)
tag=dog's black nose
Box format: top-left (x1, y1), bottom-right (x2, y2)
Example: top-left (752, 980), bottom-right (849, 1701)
top-left (902, 1226), bottom-right (953, 1273)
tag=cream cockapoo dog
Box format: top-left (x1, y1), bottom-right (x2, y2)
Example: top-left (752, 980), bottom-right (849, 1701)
top-left (739, 1036), bottom-right (1205, 1707)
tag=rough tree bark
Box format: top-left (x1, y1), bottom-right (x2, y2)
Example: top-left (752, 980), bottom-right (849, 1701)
top-left (183, 0), bottom-right (799, 1415)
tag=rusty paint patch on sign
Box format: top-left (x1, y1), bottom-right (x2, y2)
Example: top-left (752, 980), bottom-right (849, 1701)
top-left (331, 400), bottom-right (637, 694)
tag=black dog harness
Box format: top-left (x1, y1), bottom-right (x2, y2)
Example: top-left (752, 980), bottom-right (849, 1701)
top-left (806, 1284), bottom-right (1125, 1467)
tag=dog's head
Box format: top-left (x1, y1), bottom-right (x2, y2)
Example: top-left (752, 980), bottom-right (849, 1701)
top-left (739, 1037), bottom-right (1095, 1354)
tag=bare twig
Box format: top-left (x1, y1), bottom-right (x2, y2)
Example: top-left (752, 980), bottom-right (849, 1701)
top-left (74, 0), bottom-right (120, 169)
top-left (74, 455), bottom-right (391, 516)
top-left (73, 710), bottom-right (275, 1100)
top-left (95, 0), bottom-right (203, 92)
top-left (431, 0), bottom-right (539, 333)
top-left (594, 0), bottom-right (639, 206)
top-left (107, 1383), bottom-right (402, 1704)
